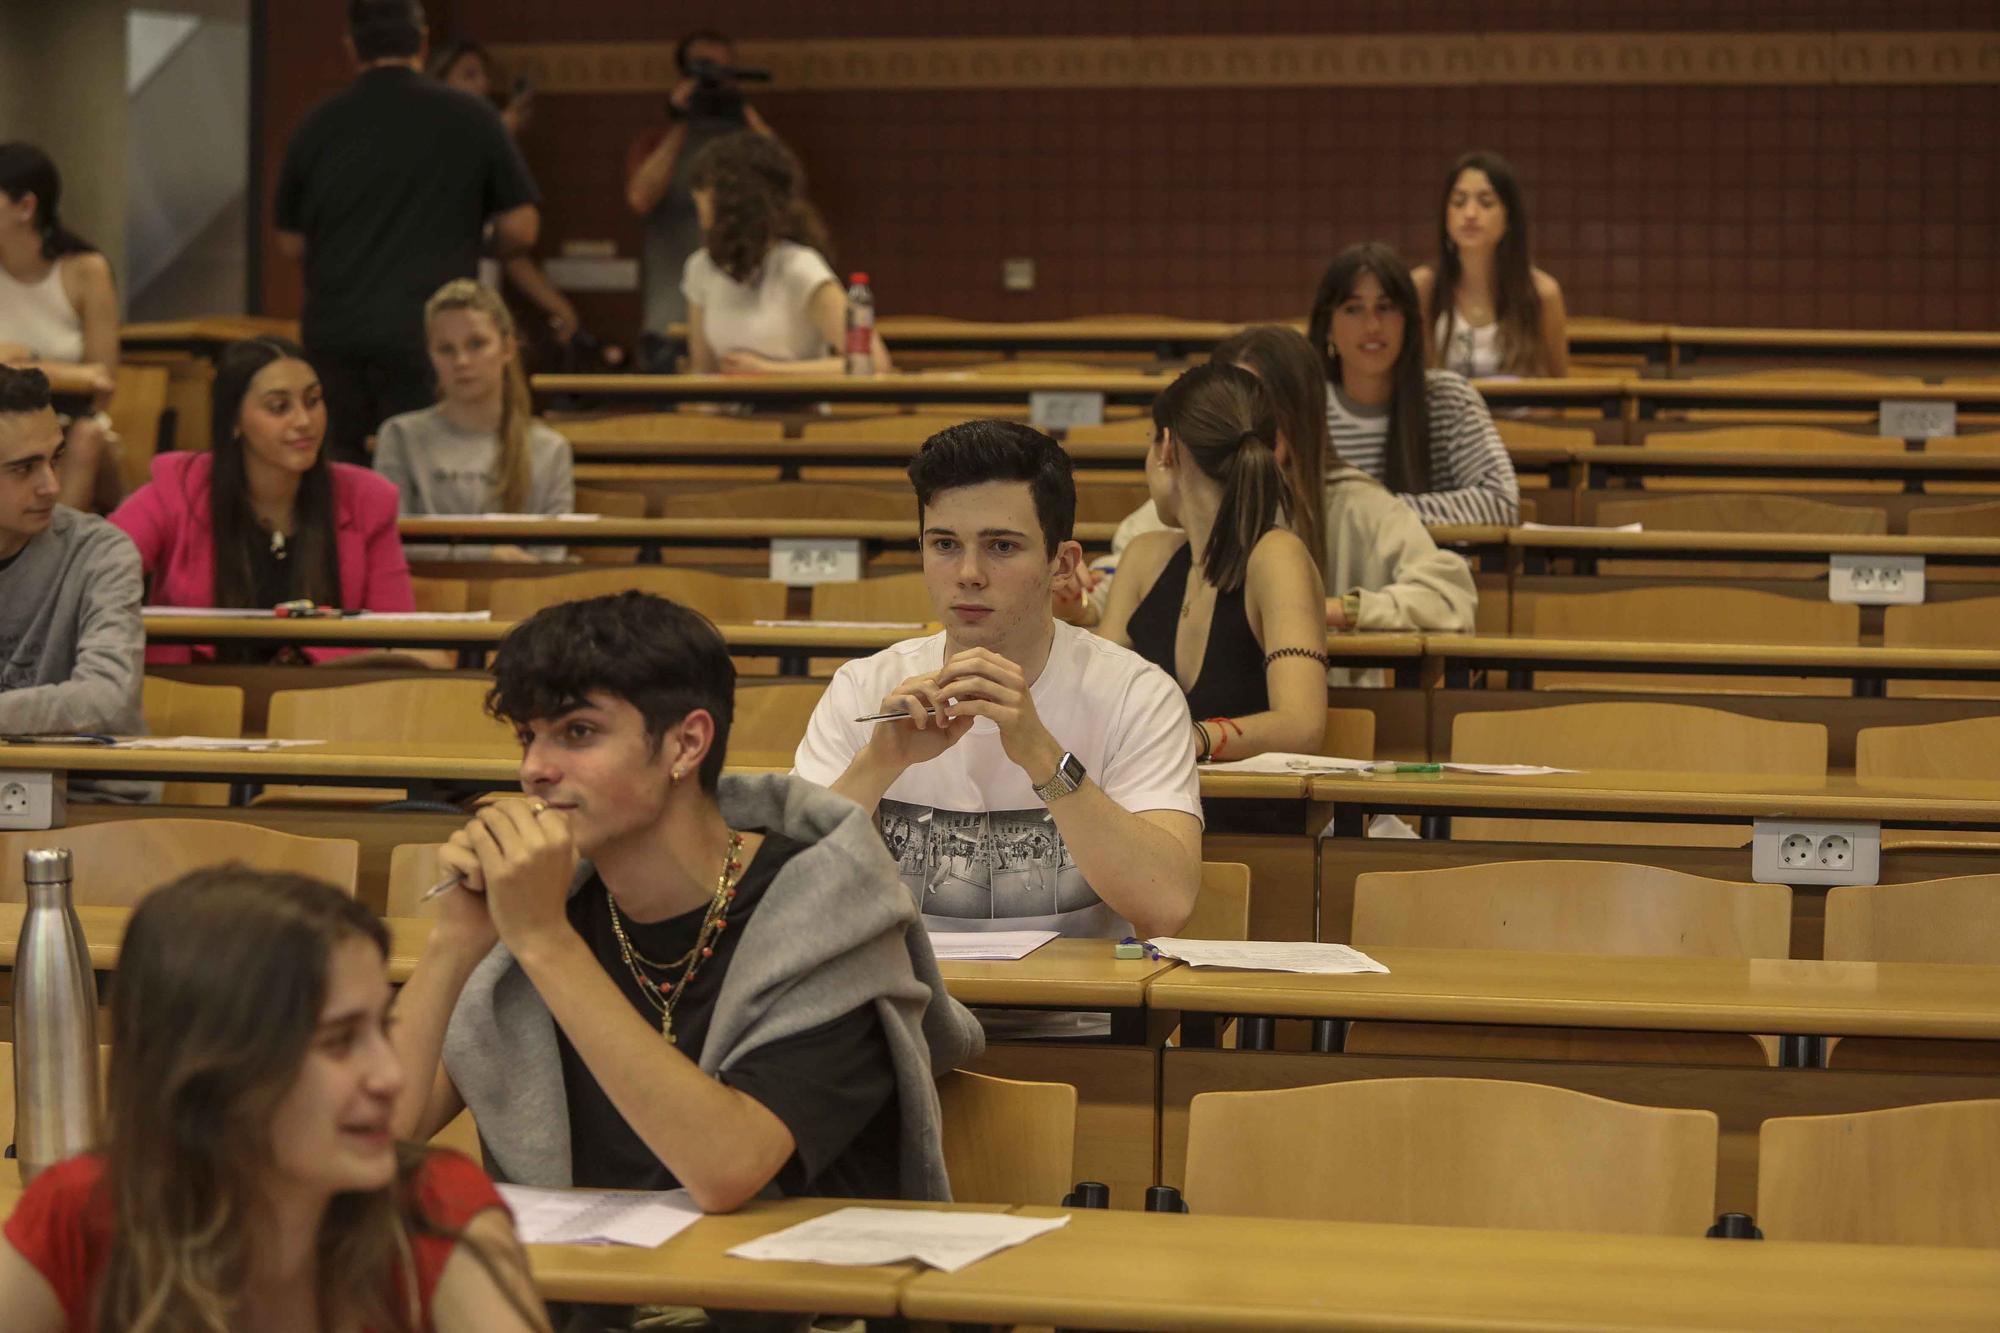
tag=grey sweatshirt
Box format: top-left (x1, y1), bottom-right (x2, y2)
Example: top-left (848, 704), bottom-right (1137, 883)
top-left (0, 505), bottom-right (145, 735)
top-left (373, 404), bottom-right (575, 561)
top-left (442, 772), bottom-right (985, 1200)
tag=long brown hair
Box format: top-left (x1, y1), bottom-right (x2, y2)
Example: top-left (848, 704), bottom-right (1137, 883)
top-left (1211, 325), bottom-right (1330, 574)
top-left (1307, 243), bottom-right (1433, 495)
top-left (1429, 150), bottom-right (1548, 375)
top-left (424, 279), bottom-right (535, 512)
top-left (687, 130), bottom-right (832, 284)
top-left (95, 867), bottom-right (540, 1333)
top-left (1149, 362), bottom-right (1286, 595)
top-left (208, 338), bottom-right (341, 609)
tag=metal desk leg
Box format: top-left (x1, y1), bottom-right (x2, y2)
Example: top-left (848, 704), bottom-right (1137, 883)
top-left (1312, 1019), bottom-right (1348, 1053)
top-left (1236, 1016), bottom-right (1276, 1051)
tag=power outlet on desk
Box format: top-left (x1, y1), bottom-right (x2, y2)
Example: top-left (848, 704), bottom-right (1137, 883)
top-left (1828, 553), bottom-right (1924, 605)
top-left (0, 771), bottom-right (66, 830)
top-left (1751, 819), bottom-right (1880, 886)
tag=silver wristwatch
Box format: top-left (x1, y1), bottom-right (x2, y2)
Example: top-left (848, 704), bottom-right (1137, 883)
top-left (1033, 751), bottom-right (1087, 804)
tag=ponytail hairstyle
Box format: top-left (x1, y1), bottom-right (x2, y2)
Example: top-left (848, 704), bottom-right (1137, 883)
top-left (1429, 150), bottom-right (1548, 375)
top-left (1210, 325), bottom-right (1331, 575)
top-left (1307, 242), bottom-right (1433, 495)
top-left (686, 130), bottom-right (832, 285)
top-left (0, 142), bottom-right (99, 261)
top-left (423, 279), bottom-right (534, 512)
top-left (209, 337), bottom-right (342, 609)
top-left (1150, 362), bottom-right (1287, 595)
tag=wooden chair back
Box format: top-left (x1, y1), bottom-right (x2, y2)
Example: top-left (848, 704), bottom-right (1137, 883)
top-left (1494, 419), bottom-right (1597, 451)
top-left (1062, 417), bottom-right (1155, 445)
top-left (1857, 715), bottom-right (2000, 782)
top-left (568, 485), bottom-right (650, 564)
top-left (729, 683), bottom-right (828, 760)
top-left (1592, 493), bottom-right (1889, 535)
top-left (1450, 702), bottom-right (1826, 847)
top-left (1073, 481), bottom-right (1152, 524)
top-left (1825, 874), bottom-right (2000, 966)
top-left (1515, 585), bottom-right (1858, 697)
top-left (1639, 425), bottom-right (1904, 494)
top-left (937, 1070), bottom-right (1078, 1206)
top-left (1350, 860), bottom-right (1788, 1065)
top-left (1319, 707), bottom-right (1376, 759)
top-left (0, 820), bottom-right (358, 906)
top-left (410, 576), bottom-right (475, 614)
top-left (1184, 1078), bottom-right (1718, 1236)
top-left (267, 678), bottom-right (511, 746)
top-left (1179, 862), bottom-right (1252, 941)
top-left (1908, 499), bottom-right (2000, 536)
top-left (1758, 1099), bottom-right (2000, 1246)
top-left (1881, 597), bottom-right (2000, 700)
top-left (387, 842), bottom-right (446, 918)
top-left (810, 573), bottom-right (936, 624)
top-left (660, 482), bottom-right (912, 521)
top-left (796, 412), bottom-right (984, 444)
top-left (1903, 431), bottom-right (2000, 498)
top-left (108, 362), bottom-right (172, 491)
top-left (557, 413), bottom-right (785, 445)
top-left (487, 568), bottom-right (789, 624)
top-left (142, 676), bottom-right (244, 806)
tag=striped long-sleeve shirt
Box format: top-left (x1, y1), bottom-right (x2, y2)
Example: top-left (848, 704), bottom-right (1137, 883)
top-left (1323, 369), bottom-right (1520, 526)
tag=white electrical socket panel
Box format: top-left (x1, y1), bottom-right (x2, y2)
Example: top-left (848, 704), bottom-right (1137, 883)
top-left (1750, 819), bottom-right (1881, 886)
top-left (1828, 553), bottom-right (1924, 605)
top-left (769, 537), bottom-right (862, 585)
top-left (1002, 257), bottom-right (1036, 292)
top-left (0, 771), bottom-right (66, 831)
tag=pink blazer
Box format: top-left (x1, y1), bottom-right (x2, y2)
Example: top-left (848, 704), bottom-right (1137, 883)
top-left (110, 451), bottom-right (415, 664)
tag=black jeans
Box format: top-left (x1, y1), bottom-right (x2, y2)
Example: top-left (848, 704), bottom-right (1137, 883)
top-left (309, 344), bottom-right (434, 466)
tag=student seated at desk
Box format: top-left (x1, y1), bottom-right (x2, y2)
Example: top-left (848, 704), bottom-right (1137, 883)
top-left (1307, 242), bottom-right (1520, 526)
top-left (794, 421), bottom-right (1203, 949)
top-left (1092, 362), bottom-right (1328, 764)
top-left (0, 867), bottom-right (547, 1333)
top-left (0, 365), bottom-right (143, 735)
top-left (1414, 150), bottom-right (1569, 380)
top-left (375, 279), bottom-right (574, 562)
top-left (683, 131), bottom-right (891, 376)
top-left (393, 593), bottom-right (980, 1329)
top-left (110, 336), bottom-right (414, 664)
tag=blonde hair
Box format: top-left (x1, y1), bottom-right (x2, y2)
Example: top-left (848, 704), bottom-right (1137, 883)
top-left (423, 279), bottom-right (535, 512)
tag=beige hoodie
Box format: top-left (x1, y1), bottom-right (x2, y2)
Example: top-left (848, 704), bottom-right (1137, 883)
top-left (1104, 470), bottom-right (1477, 634)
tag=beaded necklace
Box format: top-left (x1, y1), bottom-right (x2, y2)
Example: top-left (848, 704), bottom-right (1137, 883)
top-left (605, 830), bottom-right (745, 1045)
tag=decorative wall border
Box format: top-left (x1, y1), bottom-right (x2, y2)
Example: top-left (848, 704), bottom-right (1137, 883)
top-left (489, 31), bottom-right (2000, 94)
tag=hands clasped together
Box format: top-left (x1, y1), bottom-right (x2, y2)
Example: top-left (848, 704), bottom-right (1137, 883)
top-left (864, 646), bottom-right (1063, 784)
top-left (431, 796), bottom-right (579, 959)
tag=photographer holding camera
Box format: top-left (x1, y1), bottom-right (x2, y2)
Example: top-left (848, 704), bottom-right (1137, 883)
top-left (625, 30), bottom-right (775, 360)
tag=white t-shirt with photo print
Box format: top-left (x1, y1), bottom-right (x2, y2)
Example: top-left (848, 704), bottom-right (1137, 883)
top-left (793, 620), bottom-right (1203, 940)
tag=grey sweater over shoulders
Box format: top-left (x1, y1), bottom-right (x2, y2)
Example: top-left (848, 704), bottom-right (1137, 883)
top-left (442, 772), bottom-right (985, 1200)
top-left (0, 506), bottom-right (145, 735)
top-left (373, 404), bottom-right (575, 561)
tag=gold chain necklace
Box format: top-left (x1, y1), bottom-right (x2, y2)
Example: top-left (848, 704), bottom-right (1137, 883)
top-left (606, 831), bottom-right (744, 1045)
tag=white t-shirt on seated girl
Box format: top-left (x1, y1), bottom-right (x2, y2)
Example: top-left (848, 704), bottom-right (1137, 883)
top-left (681, 241), bottom-right (839, 362)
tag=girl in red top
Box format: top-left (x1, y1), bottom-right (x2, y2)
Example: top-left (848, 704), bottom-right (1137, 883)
top-left (0, 866), bottom-right (547, 1332)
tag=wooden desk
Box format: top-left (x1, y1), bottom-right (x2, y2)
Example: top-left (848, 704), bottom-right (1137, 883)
top-left (1306, 768), bottom-right (2000, 834)
top-left (1577, 443), bottom-right (2000, 493)
top-left (533, 369), bottom-right (1174, 411)
top-left (1669, 325), bottom-right (2000, 378)
top-left (1511, 527), bottom-right (2000, 572)
top-left (875, 315), bottom-right (1252, 357)
top-left (901, 1206), bottom-right (2000, 1333)
top-left (1471, 376), bottom-right (1628, 418)
top-left (1631, 377), bottom-right (2000, 420)
top-left (1152, 947), bottom-right (2000, 1047)
top-left (566, 434), bottom-right (1149, 467)
top-left (396, 515), bottom-right (1120, 555)
top-left (118, 316), bottom-right (298, 360)
top-left (1430, 635), bottom-right (2000, 697)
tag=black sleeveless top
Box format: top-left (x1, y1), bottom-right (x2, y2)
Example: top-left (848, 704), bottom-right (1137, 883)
top-left (1127, 542), bottom-right (1268, 721)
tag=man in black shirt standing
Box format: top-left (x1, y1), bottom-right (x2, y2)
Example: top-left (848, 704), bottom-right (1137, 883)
top-left (389, 592), bottom-right (981, 1329)
top-left (274, 0), bottom-right (540, 465)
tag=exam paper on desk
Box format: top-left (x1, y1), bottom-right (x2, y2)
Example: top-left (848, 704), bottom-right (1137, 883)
top-left (727, 1208), bottom-right (1069, 1273)
top-left (496, 1184), bottom-right (702, 1247)
top-left (1147, 938), bottom-right (1389, 974)
top-left (114, 737), bottom-right (327, 751)
top-left (925, 929), bottom-right (1058, 961)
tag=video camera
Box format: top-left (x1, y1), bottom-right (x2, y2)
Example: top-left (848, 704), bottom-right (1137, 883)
top-left (679, 57), bottom-right (772, 127)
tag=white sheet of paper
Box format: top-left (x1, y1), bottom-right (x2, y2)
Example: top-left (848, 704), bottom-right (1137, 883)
top-left (925, 930), bottom-right (1059, 961)
top-left (1199, 752), bottom-right (1373, 774)
top-left (453, 512), bottom-right (603, 522)
top-left (727, 1207), bottom-right (1069, 1274)
top-left (141, 606), bottom-right (279, 618)
top-left (752, 619), bottom-right (925, 630)
top-left (1442, 762), bottom-right (1579, 776)
top-left (497, 1184), bottom-right (702, 1247)
top-left (1520, 521), bottom-right (1643, 533)
top-left (349, 611), bottom-right (493, 622)
top-left (114, 736), bottom-right (327, 751)
top-left (1147, 938), bottom-right (1390, 974)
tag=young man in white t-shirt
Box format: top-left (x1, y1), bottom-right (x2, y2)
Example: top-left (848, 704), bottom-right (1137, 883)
top-left (795, 420), bottom-right (1203, 940)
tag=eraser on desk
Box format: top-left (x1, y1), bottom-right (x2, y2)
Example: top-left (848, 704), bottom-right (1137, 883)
top-left (1113, 941), bottom-right (1145, 960)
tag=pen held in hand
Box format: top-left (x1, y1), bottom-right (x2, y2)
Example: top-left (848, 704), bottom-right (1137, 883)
top-left (853, 707), bottom-right (944, 724)
top-left (416, 873), bottom-right (463, 905)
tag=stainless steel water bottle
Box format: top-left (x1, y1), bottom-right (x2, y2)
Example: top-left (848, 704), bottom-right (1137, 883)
top-left (12, 847), bottom-right (99, 1183)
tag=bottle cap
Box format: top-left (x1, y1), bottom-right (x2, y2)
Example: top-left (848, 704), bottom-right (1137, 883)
top-left (850, 272), bottom-right (869, 285)
top-left (24, 847), bottom-right (72, 885)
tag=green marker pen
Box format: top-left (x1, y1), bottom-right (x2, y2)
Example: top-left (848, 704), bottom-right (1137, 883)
top-left (1368, 761), bottom-right (1443, 774)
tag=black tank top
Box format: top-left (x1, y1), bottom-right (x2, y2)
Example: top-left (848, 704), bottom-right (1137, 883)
top-left (1126, 542), bottom-right (1268, 721)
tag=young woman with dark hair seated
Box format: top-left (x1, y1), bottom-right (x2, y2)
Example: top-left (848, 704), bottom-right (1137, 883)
top-left (1413, 150), bottom-right (1569, 379)
top-left (682, 131), bottom-right (890, 376)
top-left (1094, 362), bottom-right (1328, 764)
top-left (1307, 242), bottom-right (1520, 527)
top-left (110, 336), bottom-right (415, 663)
top-left (0, 866), bottom-right (547, 1332)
